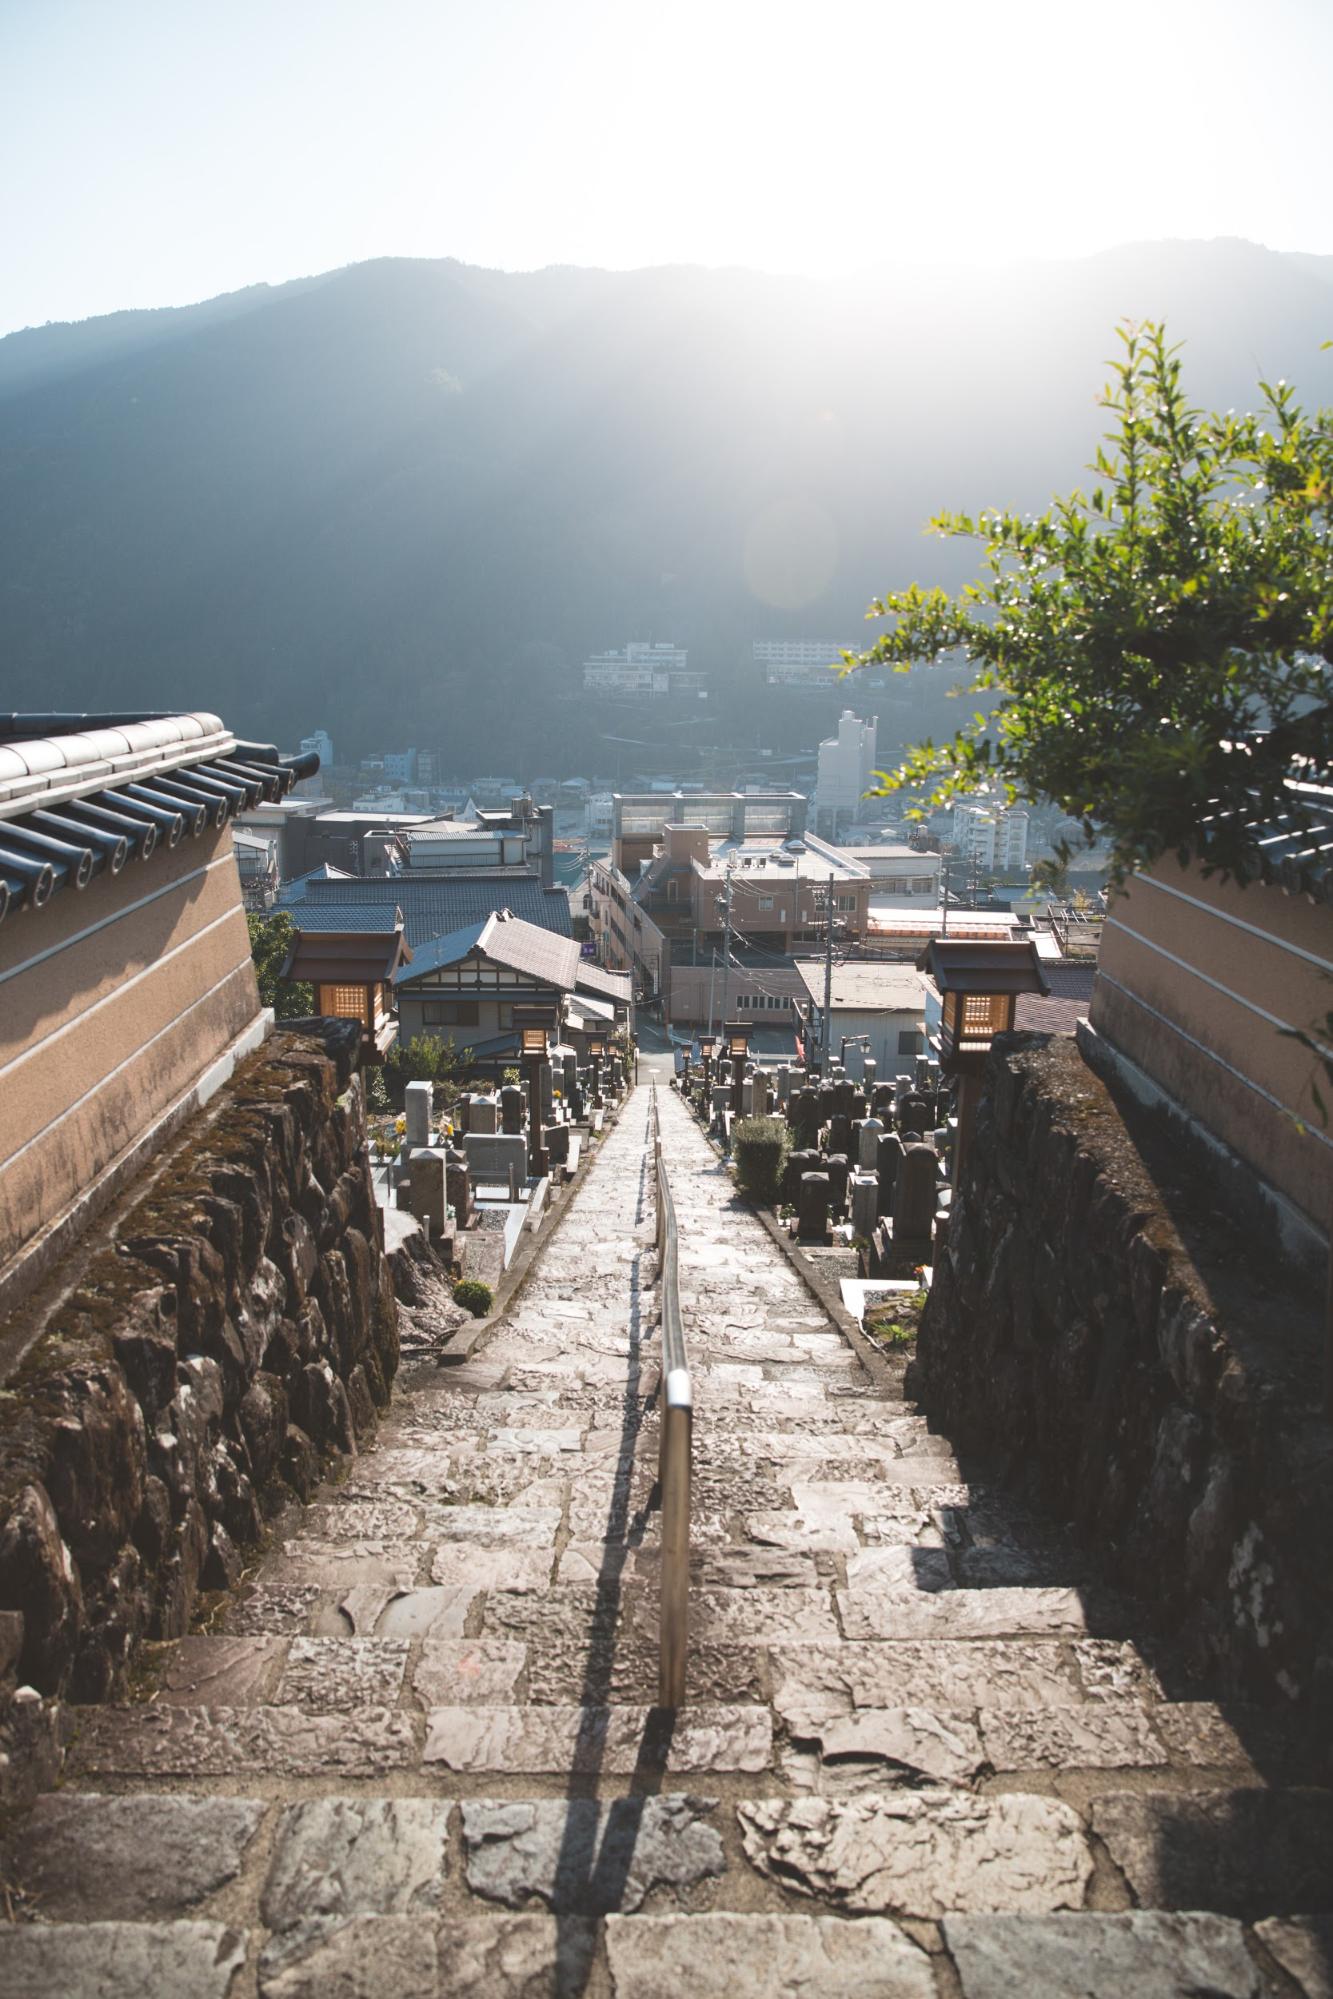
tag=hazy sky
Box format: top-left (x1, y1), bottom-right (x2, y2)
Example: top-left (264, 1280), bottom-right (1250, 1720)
top-left (2, 0), bottom-right (1330, 336)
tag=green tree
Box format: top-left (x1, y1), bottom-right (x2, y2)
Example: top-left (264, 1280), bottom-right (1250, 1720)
top-left (246, 911), bottom-right (313, 1019)
top-left (846, 323), bottom-right (1332, 885)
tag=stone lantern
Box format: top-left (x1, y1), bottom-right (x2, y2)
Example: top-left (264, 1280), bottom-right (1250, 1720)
top-left (916, 938), bottom-right (1048, 1170)
top-left (725, 1019), bottom-right (751, 1123)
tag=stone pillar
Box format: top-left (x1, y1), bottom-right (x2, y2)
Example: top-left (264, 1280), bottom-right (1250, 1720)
top-left (454, 1094), bottom-right (473, 1135)
top-left (893, 1142), bottom-right (938, 1257)
top-left (470, 1093), bottom-right (499, 1135)
top-left (826, 1152), bottom-right (851, 1220)
top-left (797, 1171), bottom-right (829, 1242)
top-left (850, 1170), bottom-right (879, 1238)
top-left (540, 1061), bottom-right (554, 1120)
top-left (862, 1057), bottom-right (877, 1097)
top-left (500, 1085), bottom-right (525, 1135)
top-left (445, 1147), bottom-right (473, 1231)
top-left (404, 1080), bottom-right (432, 1149)
top-left (858, 1116), bottom-right (884, 1169)
top-left (876, 1130), bottom-right (905, 1216)
top-left (407, 1147), bottom-right (448, 1237)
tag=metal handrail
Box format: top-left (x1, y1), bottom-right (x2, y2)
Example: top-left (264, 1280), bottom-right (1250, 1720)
top-left (650, 1080), bottom-right (692, 1707)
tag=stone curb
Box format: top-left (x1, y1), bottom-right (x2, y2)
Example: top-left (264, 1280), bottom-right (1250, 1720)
top-left (677, 1093), bottom-right (899, 1396)
top-left (442, 1092), bottom-right (634, 1364)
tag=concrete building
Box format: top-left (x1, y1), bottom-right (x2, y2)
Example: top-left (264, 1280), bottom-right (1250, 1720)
top-left (815, 711), bottom-right (878, 837)
top-left (611, 789), bottom-right (807, 877)
top-left (951, 800), bottom-right (1031, 873)
top-left (837, 845), bottom-right (941, 903)
top-left (793, 961), bottom-right (927, 1076)
top-left (582, 643), bottom-right (704, 699)
top-left (753, 640), bottom-right (850, 690)
top-left (0, 710), bottom-right (315, 1311)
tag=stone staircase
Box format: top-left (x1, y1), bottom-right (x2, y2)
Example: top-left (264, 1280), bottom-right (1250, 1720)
top-left (2, 1080), bottom-right (1329, 1997)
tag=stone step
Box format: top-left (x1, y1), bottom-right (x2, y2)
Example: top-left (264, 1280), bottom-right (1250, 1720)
top-left (421, 1702), bottom-right (772, 1774)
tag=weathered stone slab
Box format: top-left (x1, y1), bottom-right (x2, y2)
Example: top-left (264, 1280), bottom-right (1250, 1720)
top-left (978, 1705), bottom-right (1167, 1772)
top-left (154, 1636), bottom-right (287, 1705)
top-left (633, 1587), bottom-right (839, 1646)
top-left (771, 1639), bottom-right (1080, 1718)
top-left (1069, 1639), bottom-right (1167, 1703)
top-left (262, 1799), bottom-right (453, 1930)
top-left (844, 1547), bottom-right (954, 1591)
top-left (413, 1640), bottom-right (527, 1706)
top-left (944, 1912), bottom-right (1262, 1998)
top-left (1090, 1788), bottom-right (1333, 1917)
top-left (525, 1640), bottom-right (769, 1708)
top-left (739, 1791), bottom-right (1093, 1917)
top-left (437, 1915), bottom-right (595, 1995)
top-left (837, 1584), bottom-right (1094, 1642)
top-left (488, 1427), bottom-right (586, 1454)
top-left (461, 1795), bottom-right (726, 1912)
top-left (785, 1708), bottom-right (985, 1786)
top-left (0, 1921), bottom-right (249, 1999)
top-left (303, 1500), bottom-right (422, 1540)
top-left (341, 1585), bottom-right (478, 1639)
top-left (259, 1915), bottom-right (435, 1999)
top-left (698, 1548), bottom-right (822, 1590)
top-left (424, 1704), bottom-right (771, 1774)
top-left (13, 1793), bottom-right (265, 1920)
top-left (71, 1704), bottom-right (418, 1778)
top-left (430, 1506), bottom-right (562, 1545)
top-left (269, 1541), bottom-right (420, 1590)
top-left (605, 1912), bottom-right (935, 1996)
top-left (1254, 1917), bottom-right (1333, 1999)
top-left (226, 1585), bottom-right (321, 1635)
top-left (275, 1637), bottom-right (409, 1711)
top-left (481, 1587), bottom-right (635, 1650)
top-left (746, 1511), bottom-right (859, 1555)
top-left (1147, 1703), bottom-right (1273, 1771)
top-left (430, 1546), bottom-right (553, 1592)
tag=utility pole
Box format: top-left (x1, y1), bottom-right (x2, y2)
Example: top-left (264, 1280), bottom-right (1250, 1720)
top-left (822, 871), bottom-right (835, 1076)
top-left (719, 861), bottom-right (735, 1031)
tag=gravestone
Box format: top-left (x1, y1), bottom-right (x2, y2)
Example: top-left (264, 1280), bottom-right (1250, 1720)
top-left (776, 1066), bottom-right (793, 1107)
top-left (462, 1133), bottom-right (524, 1200)
top-left (407, 1148), bottom-right (448, 1238)
top-left (876, 1130), bottom-right (906, 1216)
top-left (711, 1084), bottom-right (730, 1129)
top-left (790, 1089), bottom-right (821, 1149)
top-left (862, 1057), bottom-right (877, 1096)
top-left (454, 1094), bottom-right (473, 1136)
top-left (500, 1085), bottom-right (525, 1135)
top-left (850, 1170), bottom-right (879, 1238)
top-left (828, 1113), bottom-right (853, 1159)
top-left (825, 1152), bottom-right (851, 1220)
top-left (741, 1076), bottom-right (757, 1117)
top-left (545, 1124), bottom-right (570, 1169)
top-left (470, 1094), bottom-right (500, 1136)
top-left (562, 1052), bottom-right (579, 1097)
top-left (872, 1083), bottom-right (894, 1119)
top-left (404, 1080), bottom-right (433, 1150)
top-left (898, 1092), bottom-right (932, 1137)
top-left (893, 1142), bottom-right (938, 1255)
top-left (858, 1116), bottom-right (884, 1169)
top-left (540, 1062), bottom-right (554, 1119)
top-left (797, 1171), bottom-right (830, 1242)
top-left (783, 1146), bottom-right (821, 1205)
top-left (446, 1147), bottom-right (474, 1231)
top-left (849, 1090), bottom-right (868, 1120)
top-left (817, 1083), bottom-right (837, 1127)
top-left (834, 1079), bottom-right (856, 1117)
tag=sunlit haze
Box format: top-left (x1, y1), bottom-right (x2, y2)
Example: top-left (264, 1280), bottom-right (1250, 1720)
top-left (2, 0), bottom-right (1331, 335)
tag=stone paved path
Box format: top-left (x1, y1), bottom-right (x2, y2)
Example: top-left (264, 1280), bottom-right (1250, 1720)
top-left (3, 1083), bottom-right (1331, 1996)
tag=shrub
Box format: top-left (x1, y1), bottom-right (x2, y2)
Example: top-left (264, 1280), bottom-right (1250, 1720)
top-left (732, 1115), bottom-right (790, 1207)
top-left (453, 1279), bottom-right (493, 1318)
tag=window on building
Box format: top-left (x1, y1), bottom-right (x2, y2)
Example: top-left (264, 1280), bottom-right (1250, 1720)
top-left (836, 894), bottom-right (857, 912)
top-left (898, 1028), bottom-right (924, 1055)
top-left (421, 1000), bottom-right (480, 1027)
top-left (757, 895), bottom-right (774, 911)
top-left (320, 983), bottom-right (370, 1025)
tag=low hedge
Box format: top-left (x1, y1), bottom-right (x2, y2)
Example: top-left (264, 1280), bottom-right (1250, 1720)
top-left (732, 1115), bottom-right (790, 1207)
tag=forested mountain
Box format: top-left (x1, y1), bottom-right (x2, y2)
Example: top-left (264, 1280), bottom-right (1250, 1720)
top-left (1, 240), bottom-right (1329, 770)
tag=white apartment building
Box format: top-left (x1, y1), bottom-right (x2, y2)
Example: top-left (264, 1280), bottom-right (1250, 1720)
top-left (753, 640), bottom-right (850, 688)
top-left (951, 801), bottom-right (1030, 872)
top-left (815, 710), bottom-right (878, 835)
top-left (582, 642), bottom-right (703, 698)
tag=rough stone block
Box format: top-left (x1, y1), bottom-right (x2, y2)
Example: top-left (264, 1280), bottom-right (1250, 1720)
top-left (944, 1912), bottom-right (1262, 1999)
top-left (461, 1794), bottom-right (725, 1912)
top-left (605, 1912), bottom-right (935, 1997)
top-left (1090, 1788), bottom-right (1333, 1917)
top-left (262, 1798), bottom-right (453, 1931)
top-left (423, 1703), bottom-right (771, 1774)
top-left (12, 1792), bottom-right (264, 1921)
top-left (0, 1922), bottom-right (249, 1999)
top-left (274, 1636), bottom-right (409, 1711)
top-left (259, 1915), bottom-right (435, 1999)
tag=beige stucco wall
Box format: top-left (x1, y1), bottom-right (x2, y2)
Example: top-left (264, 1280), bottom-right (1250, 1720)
top-left (0, 826), bottom-right (262, 1268)
top-left (1090, 858), bottom-right (1333, 1231)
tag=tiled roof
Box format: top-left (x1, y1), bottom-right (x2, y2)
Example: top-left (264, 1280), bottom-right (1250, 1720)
top-left (574, 962), bottom-right (633, 1005)
top-left (278, 873), bottom-right (571, 947)
top-left (400, 912), bottom-right (581, 990)
top-left (0, 712), bottom-right (315, 922)
top-left (792, 961), bottom-right (924, 1011)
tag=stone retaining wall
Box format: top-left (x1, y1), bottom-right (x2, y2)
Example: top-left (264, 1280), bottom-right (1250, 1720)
top-left (915, 1033), bottom-right (1332, 1706)
top-left (0, 1022), bottom-right (399, 1711)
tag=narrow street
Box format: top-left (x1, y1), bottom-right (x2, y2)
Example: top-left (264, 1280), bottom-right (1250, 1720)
top-left (2, 1081), bottom-right (1325, 1998)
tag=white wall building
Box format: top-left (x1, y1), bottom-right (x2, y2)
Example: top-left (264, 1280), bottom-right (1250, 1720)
top-left (951, 801), bottom-right (1030, 873)
top-left (583, 642), bottom-right (703, 698)
top-left (815, 710), bottom-right (878, 835)
top-left (753, 640), bottom-right (851, 688)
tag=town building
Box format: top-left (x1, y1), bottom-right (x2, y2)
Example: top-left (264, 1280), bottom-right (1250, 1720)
top-left (0, 710), bottom-right (316, 1312)
top-left (394, 911), bottom-right (630, 1071)
top-left (278, 873), bottom-right (572, 951)
top-left (793, 961), bottom-right (928, 1076)
top-left (582, 642), bottom-right (704, 699)
top-left (951, 799), bottom-right (1031, 873)
top-left (752, 639), bottom-right (851, 689)
top-left (815, 710), bottom-right (878, 837)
